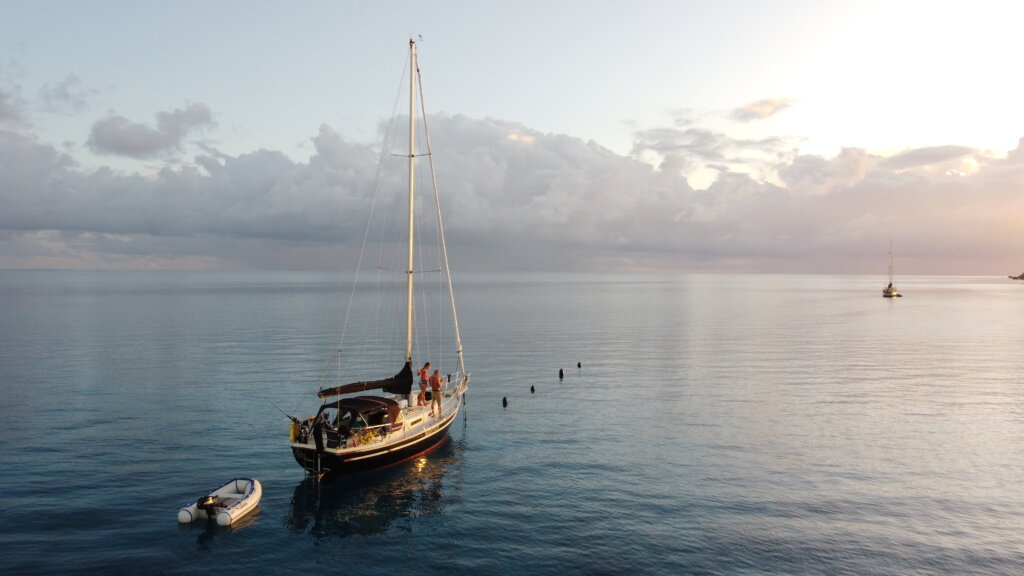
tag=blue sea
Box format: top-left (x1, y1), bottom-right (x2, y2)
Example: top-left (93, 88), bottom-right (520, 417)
top-left (1, 271), bottom-right (1022, 575)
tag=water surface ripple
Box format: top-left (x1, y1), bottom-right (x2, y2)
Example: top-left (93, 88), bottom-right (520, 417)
top-left (0, 271), bottom-right (1021, 574)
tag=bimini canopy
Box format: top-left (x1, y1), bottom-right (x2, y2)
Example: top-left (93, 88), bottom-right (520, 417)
top-left (316, 396), bottom-right (401, 425)
top-left (317, 362), bottom-right (413, 398)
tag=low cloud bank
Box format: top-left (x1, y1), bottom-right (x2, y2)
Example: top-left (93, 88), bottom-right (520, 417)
top-left (2, 94), bottom-right (1023, 274)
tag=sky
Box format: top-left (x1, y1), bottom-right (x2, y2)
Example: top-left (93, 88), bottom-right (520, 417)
top-left (2, 0), bottom-right (1023, 274)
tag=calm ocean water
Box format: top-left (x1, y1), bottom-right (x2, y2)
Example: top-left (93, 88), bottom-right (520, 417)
top-left (0, 270), bottom-right (1022, 575)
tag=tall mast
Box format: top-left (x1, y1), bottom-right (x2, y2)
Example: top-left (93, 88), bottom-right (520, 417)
top-left (888, 240), bottom-right (894, 284)
top-left (405, 39), bottom-right (416, 365)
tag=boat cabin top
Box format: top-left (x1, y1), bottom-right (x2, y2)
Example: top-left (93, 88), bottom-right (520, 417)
top-left (316, 395), bottom-right (401, 432)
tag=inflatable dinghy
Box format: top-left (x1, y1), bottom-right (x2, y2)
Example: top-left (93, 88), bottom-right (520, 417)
top-left (177, 477), bottom-right (261, 526)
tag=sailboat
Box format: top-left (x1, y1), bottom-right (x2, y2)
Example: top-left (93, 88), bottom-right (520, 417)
top-left (289, 40), bottom-right (469, 478)
top-left (882, 240), bottom-right (902, 298)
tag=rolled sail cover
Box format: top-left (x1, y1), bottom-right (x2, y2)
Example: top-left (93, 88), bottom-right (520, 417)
top-left (317, 362), bottom-right (413, 398)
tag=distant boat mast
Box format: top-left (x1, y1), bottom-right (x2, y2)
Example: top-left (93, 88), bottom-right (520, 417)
top-left (888, 239), bottom-right (895, 285)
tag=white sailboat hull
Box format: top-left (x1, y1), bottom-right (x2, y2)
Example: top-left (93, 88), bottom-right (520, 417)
top-left (291, 384), bottom-right (466, 476)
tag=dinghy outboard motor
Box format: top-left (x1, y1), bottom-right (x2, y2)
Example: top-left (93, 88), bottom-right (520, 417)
top-left (197, 495), bottom-right (219, 518)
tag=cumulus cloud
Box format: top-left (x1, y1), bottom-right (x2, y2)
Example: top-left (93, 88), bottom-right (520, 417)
top-left (1007, 138), bottom-right (1024, 164)
top-left (632, 126), bottom-right (731, 161)
top-left (631, 122), bottom-right (795, 186)
top-left (731, 98), bottom-right (795, 122)
top-left (0, 87), bottom-right (32, 133)
top-left (778, 147), bottom-right (868, 195)
top-left (87, 103), bottom-right (214, 158)
top-left (879, 145), bottom-right (975, 171)
top-left (0, 130), bottom-right (76, 211)
top-left (38, 74), bottom-right (96, 114)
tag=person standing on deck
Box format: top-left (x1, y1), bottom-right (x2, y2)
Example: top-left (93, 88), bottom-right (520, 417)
top-left (418, 362), bottom-right (431, 407)
top-left (429, 369), bottom-right (442, 417)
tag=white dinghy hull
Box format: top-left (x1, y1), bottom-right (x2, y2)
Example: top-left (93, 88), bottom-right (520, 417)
top-left (177, 477), bottom-right (262, 526)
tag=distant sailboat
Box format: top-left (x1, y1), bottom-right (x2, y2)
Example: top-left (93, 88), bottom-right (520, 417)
top-left (883, 241), bottom-right (902, 298)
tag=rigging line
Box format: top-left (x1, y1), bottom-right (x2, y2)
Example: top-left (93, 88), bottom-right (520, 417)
top-left (411, 61), bottom-right (444, 373)
top-left (417, 61), bottom-right (467, 375)
top-left (319, 48), bottom-right (411, 392)
top-left (412, 136), bottom-right (440, 367)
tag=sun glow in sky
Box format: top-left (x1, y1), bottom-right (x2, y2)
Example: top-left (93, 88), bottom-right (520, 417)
top-left (2, 0), bottom-right (1023, 273)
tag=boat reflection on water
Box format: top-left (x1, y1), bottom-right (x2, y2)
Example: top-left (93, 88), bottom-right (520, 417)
top-left (286, 437), bottom-right (464, 540)
top-left (179, 509), bottom-right (261, 550)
